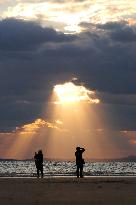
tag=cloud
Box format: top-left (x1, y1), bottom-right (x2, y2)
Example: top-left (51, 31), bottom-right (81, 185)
top-left (97, 21), bottom-right (136, 43)
top-left (2, 0), bottom-right (136, 33)
top-left (97, 21), bottom-right (128, 30)
top-left (99, 92), bottom-right (136, 106)
top-left (0, 18), bottom-right (136, 133)
top-left (0, 18), bottom-right (75, 51)
top-left (111, 27), bottom-right (136, 43)
top-left (53, 82), bottom-right (100, 104)
top-left (14, 118), bottom-right (61, 134)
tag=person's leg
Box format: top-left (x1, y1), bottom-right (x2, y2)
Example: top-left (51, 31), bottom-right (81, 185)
top-left (41, 165), bottom-right (43, 178)
top-left (80, 165), bottom-right (83, 178)
top-left (37, 168), bottom-right (39, 178)
top-left (76, 165), bottom-right (79, 178)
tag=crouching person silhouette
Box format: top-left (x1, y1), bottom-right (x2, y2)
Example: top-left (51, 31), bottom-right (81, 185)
top-left (75, 147), bottom-right (85, 178)
top-left (34, 150), bottom-right (43, 178)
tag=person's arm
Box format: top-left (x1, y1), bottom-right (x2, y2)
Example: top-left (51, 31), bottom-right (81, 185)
top-left (81, 148), bottom-right (85, 152)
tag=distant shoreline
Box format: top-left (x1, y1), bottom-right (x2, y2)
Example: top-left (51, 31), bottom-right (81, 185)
top-left (1, 156), bottom-right (136, 162)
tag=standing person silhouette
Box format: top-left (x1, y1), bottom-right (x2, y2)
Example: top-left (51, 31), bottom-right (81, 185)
top-left (34, 150), bottom-right (43, 178)
top-left (75, 147), bottom-right (85, 178)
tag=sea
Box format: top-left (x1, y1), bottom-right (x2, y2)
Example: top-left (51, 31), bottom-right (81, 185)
top-left (0, 160), bottom-right (136, 177)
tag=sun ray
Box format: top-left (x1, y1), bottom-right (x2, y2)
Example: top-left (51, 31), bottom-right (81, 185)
top-left (44, 81), bottom-right (107, 159)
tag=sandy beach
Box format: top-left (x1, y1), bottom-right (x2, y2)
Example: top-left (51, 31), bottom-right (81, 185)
top-left (0, 177), bottom-right (136, 205)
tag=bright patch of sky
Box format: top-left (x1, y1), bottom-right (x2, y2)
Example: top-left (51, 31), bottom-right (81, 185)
top-left (1, 0), bottom-right (136, 33)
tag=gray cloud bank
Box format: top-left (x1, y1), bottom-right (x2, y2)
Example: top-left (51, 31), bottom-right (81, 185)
top-left (0, 18), bottom-right (75, 51)
top-left (0, 18), bottom-right (136, 131)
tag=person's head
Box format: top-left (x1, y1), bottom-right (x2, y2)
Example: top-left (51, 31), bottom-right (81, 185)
top-left (76, 147), bottom-right (80, 151)
top-left (38, 150), bottom-right (42, 154)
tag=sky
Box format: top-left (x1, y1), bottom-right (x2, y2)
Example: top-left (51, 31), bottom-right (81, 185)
top-left (0, 0), bottom-right (136, 159)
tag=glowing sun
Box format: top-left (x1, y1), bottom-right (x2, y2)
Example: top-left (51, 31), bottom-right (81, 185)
top-left (53, 82), bottom-right (100, 104)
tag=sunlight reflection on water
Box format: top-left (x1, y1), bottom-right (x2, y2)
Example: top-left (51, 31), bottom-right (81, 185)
top-left (0, 160), bottom-right (136, 177)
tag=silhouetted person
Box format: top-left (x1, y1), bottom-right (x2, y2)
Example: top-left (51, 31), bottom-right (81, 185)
top-left (34, 150), bottom-right (43, 178)
top-left (75, 147), bottom-right (85, 178)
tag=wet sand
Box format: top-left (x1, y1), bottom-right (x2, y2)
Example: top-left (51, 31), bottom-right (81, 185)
top-left (0, 177), bottom-right (136, 205)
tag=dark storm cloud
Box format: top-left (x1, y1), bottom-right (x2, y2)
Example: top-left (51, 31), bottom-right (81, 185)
top-left (0, 18), bottom-right (75, 51)
top-left (77, 21), bottom-right (136, 94)
top-left (97, 21), bottom-right (128, 30)
top-left (97, 21), bottom-right (136, 42)
top-left (0, 18), bottom-right (136, 131)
